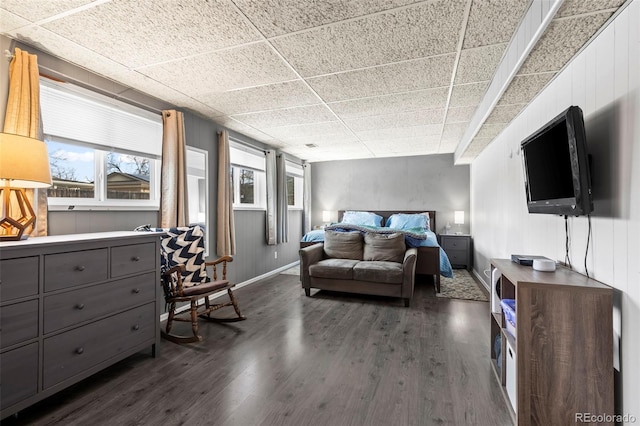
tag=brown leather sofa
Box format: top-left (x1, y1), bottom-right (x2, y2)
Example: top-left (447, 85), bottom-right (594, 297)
top-left (299, 230), bottom-right (418, 307)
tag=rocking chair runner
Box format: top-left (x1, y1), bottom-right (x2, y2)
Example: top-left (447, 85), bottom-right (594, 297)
top-left (154, 226), bottom-right (246, 343)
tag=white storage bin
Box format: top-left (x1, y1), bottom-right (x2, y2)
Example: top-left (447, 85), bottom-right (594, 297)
top-left (505, 337), bottom-right (517, 414)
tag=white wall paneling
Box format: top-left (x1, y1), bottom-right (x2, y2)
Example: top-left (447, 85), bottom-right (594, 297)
top-left (470, 0), bottom-right (639, 415)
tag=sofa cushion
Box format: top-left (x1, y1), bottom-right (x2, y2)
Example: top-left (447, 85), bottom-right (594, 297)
top-left (309, 258), bottom-right (360, 280)
top-left (353, 261), bottom-right (403, 284)
top-left (363, 232), bottom-right (405, 263)
top-left (324, 230), bottom-right (363, 260)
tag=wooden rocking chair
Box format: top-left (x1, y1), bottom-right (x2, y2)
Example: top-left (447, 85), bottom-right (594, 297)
top-left (155, 226), bottom-right (246, 343)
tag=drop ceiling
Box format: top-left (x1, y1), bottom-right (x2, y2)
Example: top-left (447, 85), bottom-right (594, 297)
top-left (0, 0), bottom-right (627, 163)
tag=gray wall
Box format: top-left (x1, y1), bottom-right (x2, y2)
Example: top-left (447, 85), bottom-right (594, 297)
top-left (311, 153), bottom-right (470, 234)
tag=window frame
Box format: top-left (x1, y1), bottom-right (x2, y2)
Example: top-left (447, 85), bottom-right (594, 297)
top-left (230, 141), bottom-right (266, 211)
top-left (286, 160), bottom-right (304, 210)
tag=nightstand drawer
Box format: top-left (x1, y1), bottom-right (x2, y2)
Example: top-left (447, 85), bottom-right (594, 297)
top-left (447, 250), bottom-right (468, 266)
top-left (442, 237), bottom-right (469, 251)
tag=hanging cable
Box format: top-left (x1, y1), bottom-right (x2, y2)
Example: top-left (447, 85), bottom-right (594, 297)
top-left (585, 215), bottom-right (592, 278)
top-left (564, 215), bottom-right (572, 269)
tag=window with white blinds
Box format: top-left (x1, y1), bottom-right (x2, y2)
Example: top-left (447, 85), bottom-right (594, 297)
top-left (40, 79), bottom-right (162, 210)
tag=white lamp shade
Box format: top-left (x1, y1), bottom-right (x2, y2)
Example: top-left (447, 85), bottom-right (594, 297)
top-left (0, 133), bottom-right (52, 188)
top-left (454, 210), bottom-right (465, 225)
top-left (322, 210), bottom-right (331, 222)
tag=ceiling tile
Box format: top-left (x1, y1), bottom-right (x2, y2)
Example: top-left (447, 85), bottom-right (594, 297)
top-left (329, 88), bottom-right (449, 120)
top-left (198, 80), bottom-right (320, 116)
top-left (233, 0), bottom-right (420, 37)
top-left (2, 0), bottom-right (94, 22)
top-left (307, 54), bottom-right (455, 102)
top-left (344, 109), bottom-right (444, 132)
top-left (140, 42), bottom-right (298, 95)
top-left (449, 82), bottom-right (488, 107)
top-left (233, 104), bottom-right (337, 129)
top-left (441, 122), bottom-right (469, 142)
top-left (438, 137), bottom-right (459, 153)
top-left (463, 0), bottom-right (529, 49)
top-left (497, 73), bottom-right (554, 105)
top-left (42, 0), bottom-right (261, 68)
top-left (484, 104), bottom-right (525, 124)
top-left (519, 12), bottom-right (612, 74)
top-left (356, 125), bottom-right (442, 142)
top-left (445, 106), bottom-right (477, 123)
top-left (216, 117), bottom-right (275, 141)
top-left (476, 123), bottom-right (505, 139)
top-left (556, 0), bottom-right (625, 18)
top-left (263, 121), bottom-right (355, 143)
top-left (0, 8), bottom-right (31, 32)
top-left (454, 43), bottom-right (507, 84)
top-left (271, 0), bottom-right (467, 77)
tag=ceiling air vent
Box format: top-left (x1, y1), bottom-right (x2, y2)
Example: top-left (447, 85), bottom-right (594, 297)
top-left (305, 144), bottom-right (318, 148)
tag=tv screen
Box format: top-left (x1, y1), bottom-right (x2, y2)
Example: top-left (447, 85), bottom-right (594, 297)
top-left (521, 106), bottom-right (593, 216)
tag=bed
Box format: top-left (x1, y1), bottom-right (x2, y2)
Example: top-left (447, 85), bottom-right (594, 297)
top-left (300, 210), bottom-right (453, 293)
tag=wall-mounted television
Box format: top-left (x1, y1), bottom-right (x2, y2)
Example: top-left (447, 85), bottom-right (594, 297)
top-left (521, 105), bottom-right (593, 216)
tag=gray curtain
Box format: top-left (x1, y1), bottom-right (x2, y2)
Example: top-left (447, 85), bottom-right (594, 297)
top-left (265, 150), bottom-right (277, 245)
top-left (216, 130), bottom-right (235, 256)
top-left (276, 153), bottom-right (288, 243)
top-left (160, 110), bottom-right (188, 228)
top-left (302, 162), bottom-right (311, 234)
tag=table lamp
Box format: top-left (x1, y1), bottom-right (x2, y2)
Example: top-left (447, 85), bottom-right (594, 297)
top-left (454, 210), bottom-right (465, 235)
top-left (322, 210), bottom-right (331, 228)
top-left (0, 133), bottom-right (52, 241)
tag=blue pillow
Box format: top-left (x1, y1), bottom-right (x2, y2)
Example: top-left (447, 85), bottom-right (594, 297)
top-left (341, 211), bottom-right (383, 227)
top-left (386, 213), bottom-right (429, 231)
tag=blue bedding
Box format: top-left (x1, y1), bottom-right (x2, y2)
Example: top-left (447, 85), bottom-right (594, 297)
top-left (301, 227), bottom-right (453, 278)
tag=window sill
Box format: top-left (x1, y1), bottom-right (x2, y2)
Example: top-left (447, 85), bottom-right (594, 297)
top-left (48, 203), bottom-right (159, 211)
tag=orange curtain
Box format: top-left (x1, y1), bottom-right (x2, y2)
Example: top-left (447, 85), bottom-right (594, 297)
top-left (3, 47), bottom-right (47, 236)
top-left (159, 110), bottom-right (189, 227)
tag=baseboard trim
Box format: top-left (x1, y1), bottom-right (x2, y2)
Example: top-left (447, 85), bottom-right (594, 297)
top-left (159, 261), bottom-right (300, 322)
top-left (473, 268), bottom-right (490, 292)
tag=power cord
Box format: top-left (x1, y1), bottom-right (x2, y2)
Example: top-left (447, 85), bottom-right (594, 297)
top-left (564, 215), bottom-right (572, 269)
top-left (585, 215), bottom-right (592, 278)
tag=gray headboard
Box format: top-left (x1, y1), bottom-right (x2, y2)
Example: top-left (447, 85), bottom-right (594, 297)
top-left (337, 210), bottom-right (436, 233)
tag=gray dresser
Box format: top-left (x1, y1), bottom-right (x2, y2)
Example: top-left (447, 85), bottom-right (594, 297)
top-left (0, 231), bottom-right (162, 419)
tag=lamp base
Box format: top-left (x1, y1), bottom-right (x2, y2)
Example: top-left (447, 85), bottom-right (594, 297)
top-left (1, 186), bottom-right (36, 241)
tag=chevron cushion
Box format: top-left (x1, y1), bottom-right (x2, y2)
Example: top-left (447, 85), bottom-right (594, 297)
top-left (152, 225), bottom-right (208, 287)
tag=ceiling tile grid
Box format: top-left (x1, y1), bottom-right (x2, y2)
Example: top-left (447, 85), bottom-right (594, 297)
top-left (0, 0), bottom-right (627, 163)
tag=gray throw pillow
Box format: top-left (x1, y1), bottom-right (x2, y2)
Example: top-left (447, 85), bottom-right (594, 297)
top-left (363, 232), bottom-right (406, 263)
top-left (324, 230), bottom-right (364, 260)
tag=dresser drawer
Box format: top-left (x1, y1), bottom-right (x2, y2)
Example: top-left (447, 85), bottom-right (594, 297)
top-left (43, 302), bottom-right (155, 389)
top-left (44, 248), bottom-right (108, 292)
top-left (1, 300), bottom-right (39, 347)
top-left (447, 249), bottom-right (468, 266)
top-left (0, 256), bottom-right (39, 302)
top-left (44, 272), bottom-right (156, 334)
top-left (442, 237), bottom-right (469, 251)
top-left (111, 242), bottom-right (156, 278)
top-left (0, 343), bottom-right (38, 410)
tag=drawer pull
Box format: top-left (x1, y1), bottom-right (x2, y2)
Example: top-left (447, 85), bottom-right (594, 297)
top-left (132, 288), bottom-right (141, 294)
top-left (131, 256), bottom-right (141, 262)
top-left (132, 324), bottom-right (140, 331)
top-left (75, 347), bottom-right (84, 355)
top-left (75, 303), bottom-right (85, 310)
top-left (75, 265), bottom-right (86, 272)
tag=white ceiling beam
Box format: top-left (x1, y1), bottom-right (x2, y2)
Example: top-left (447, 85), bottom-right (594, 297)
top-left (453, 0), bottom-right (566, 164)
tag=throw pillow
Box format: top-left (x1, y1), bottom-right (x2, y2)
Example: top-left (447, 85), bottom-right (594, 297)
top-left (324, 230), bottom-right (364, 260)
top-left (363, 232), bottom-right (406, 263)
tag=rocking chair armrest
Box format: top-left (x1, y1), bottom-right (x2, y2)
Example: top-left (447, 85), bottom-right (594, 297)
top-left (163, 264), bottom-right (186, 276)
top-left (204, 255), bottom-right (233, 266)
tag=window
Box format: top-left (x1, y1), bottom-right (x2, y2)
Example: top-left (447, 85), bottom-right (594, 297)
top-left (286, 160), bottom-right (304, 209)
top-left (40, 79), bottom-right (162, 210)
top-left (230, 142), bottom-right (266, 209)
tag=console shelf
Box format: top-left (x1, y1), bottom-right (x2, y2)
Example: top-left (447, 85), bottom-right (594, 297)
top-left (490, 259), bottom-right (614, 426)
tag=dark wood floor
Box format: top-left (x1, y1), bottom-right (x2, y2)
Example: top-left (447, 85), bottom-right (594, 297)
top-left (4, 273), bottom-right (513, 426)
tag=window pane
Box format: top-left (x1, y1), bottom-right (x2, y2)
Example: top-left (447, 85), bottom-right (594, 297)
top-left (287, 175), bottom-right (295, 206)
top-left (106, 152), bottom-right (151, 200)
top-left (46, 140), bottom-right (95, 198)
top-left (239, 169), bottom-right (254, 204)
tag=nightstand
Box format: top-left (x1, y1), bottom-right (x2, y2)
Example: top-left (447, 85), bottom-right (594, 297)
top-left (439, 234), bottom-right (473, 271)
